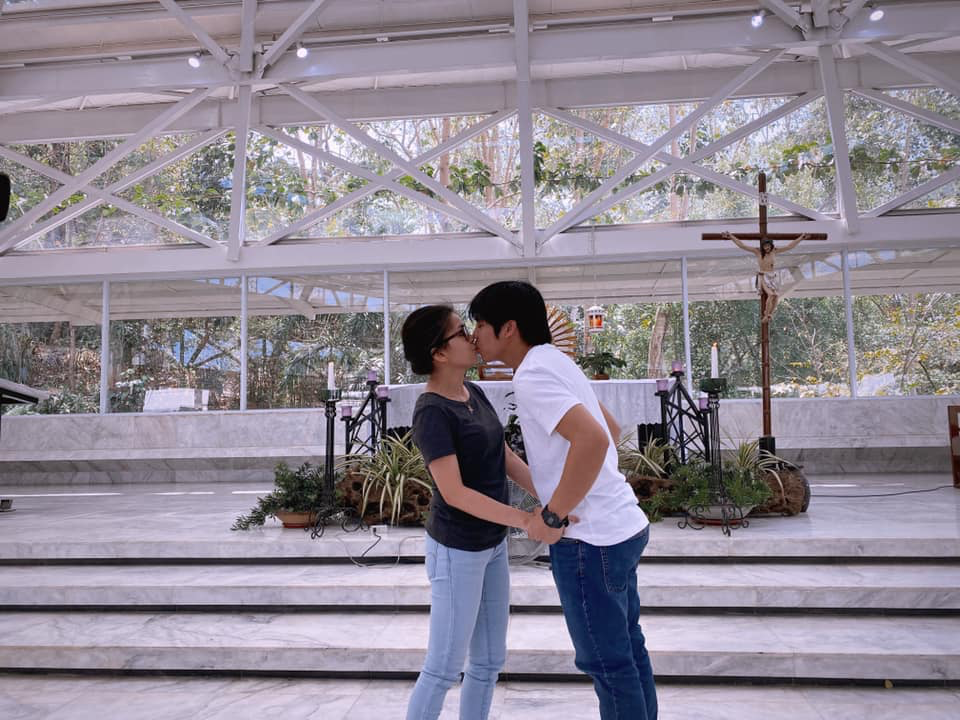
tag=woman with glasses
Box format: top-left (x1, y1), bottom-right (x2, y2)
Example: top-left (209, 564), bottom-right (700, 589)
top-left (401, 304), bottom-right (540, 720)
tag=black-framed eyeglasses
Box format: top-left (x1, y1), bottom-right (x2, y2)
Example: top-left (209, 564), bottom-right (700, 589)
top-left (433, 324), bottom-right (470, 349)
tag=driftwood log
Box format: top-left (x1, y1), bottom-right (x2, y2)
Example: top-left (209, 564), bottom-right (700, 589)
top-left (753, 466), bottom-right (810, 515)
top-left (337, 470), bottom-right (432, 526)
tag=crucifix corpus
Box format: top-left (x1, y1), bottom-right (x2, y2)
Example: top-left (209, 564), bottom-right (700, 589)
top-left (702, 172), bottom-right (828, 452)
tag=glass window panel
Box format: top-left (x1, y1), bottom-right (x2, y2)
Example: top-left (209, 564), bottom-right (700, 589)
top-left (850, 246), bottom-right (960, 396)
top-left (109, 279), bottom-right (241, 412)
top-left (247, 273), bottom-right (385, 408)
top-left (0, 282), bottom-right (103, 414)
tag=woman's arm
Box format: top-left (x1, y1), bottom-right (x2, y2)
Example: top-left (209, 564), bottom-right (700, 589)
top-left (599, 402), bottom-right (621, 443)
top-left (428, 454), bottom-right (532, 529)
top-left (504, 445), bottom-right (538, 500)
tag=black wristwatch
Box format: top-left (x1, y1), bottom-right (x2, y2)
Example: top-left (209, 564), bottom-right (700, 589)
top-left (541, 505), bottom-right (569, 529)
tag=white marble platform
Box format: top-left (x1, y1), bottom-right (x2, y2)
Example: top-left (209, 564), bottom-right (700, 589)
top-left (3, 562), bottom-right (958, 610)
top-left (0, 474), bottom-right (956, 560)
top-left (1, 677), bottom-right (958, 720)
top-left (1, 610), bottom-right (957, 681)
top-left (2, 393), bottom-right (956, 481)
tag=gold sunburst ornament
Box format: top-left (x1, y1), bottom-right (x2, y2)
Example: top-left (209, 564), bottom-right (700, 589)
top-left (547, 305), bottom-right (579, 359)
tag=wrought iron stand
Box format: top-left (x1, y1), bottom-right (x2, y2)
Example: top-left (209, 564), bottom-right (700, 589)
top-left (661, 378), bottom-right (750, 535)
top-left (310, 388), bottom-right (347, 539)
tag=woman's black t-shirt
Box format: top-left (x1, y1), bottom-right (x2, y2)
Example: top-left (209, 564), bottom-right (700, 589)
top-left (412, 382), bottom-right (509, 551)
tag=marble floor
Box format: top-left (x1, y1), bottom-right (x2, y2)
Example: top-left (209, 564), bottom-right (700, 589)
top-left (1, 676), bottom-right (959, 720)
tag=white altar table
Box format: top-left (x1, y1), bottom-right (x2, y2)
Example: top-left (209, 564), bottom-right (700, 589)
top-left (384, 379), bottom-right (661, 432)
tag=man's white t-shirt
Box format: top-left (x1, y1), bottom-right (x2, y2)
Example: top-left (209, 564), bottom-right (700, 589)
top-left (513, 343), bottom-right (649, 546)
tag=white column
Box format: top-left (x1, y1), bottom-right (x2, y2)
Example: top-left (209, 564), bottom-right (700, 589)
top-left (682, 256), bottom-right (692, 389)
top-left (383, 270), bottom-right (391, 383)
top-left (842, 249), bottom-right (858, 398)
top-left (99, 281), bottom-right (110, 414)
top-left (240, 274), bottom-right (248, 410)
top-left (514, 0), bottom-right (536, 257)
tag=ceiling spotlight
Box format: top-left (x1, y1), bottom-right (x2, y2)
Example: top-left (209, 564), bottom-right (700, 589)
top-left (296, 43), bottom-right (309, 59)
top-left (187, 52), bottom-right (201, 69)
top-left (869, 7), bottom-right (885, 21)
top-left (751, 11), bottom-right (765, 28)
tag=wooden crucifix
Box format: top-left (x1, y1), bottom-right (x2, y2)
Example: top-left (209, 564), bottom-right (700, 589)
top-left (702, 172), bottom-right (827, 446)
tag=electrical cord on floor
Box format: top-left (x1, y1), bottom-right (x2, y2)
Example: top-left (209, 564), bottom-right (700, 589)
top-left (812, 484), bottom-right (955, 498)
top-left (332, 529), bottom-right (422, 569)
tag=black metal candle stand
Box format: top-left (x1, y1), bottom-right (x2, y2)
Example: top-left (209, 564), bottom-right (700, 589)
top-left (309, 388), bottom-right (363, 539)
top-left (675, 377), bottom-right (746, 536)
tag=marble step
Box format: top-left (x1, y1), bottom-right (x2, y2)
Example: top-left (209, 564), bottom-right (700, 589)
top-left (3, 526), bottom-right (959, 562)
top-left (2, 562), bottom-right (959, 611)
top-left (3, 675), bottom-right (960, 720)
top-left (1, 610), bottom-right (958, 682)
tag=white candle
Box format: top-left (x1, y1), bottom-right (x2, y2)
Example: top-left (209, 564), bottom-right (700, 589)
top-left (327, 361), bottom-right (336, 390)
top-left (711, 343), bottom-right (719, 378)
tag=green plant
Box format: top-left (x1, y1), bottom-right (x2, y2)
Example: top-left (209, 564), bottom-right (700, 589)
top-left (231, 461), bottom-right (326, 530)
top-left (341, 431), bottom-right (433, 526)
top-left (723, 439), bottom-right (791, 505)
top-left (617, 436), bottom-right (675, 479)
top-left (664, 459), bottom-right (771, 512)
top-left (576, 351), bottom-right (626, 377)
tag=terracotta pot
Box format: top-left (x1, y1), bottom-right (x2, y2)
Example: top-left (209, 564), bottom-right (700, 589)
top-left (592, 372), bottom-right (610, 380)
top-left (274, 510), bottom-right (318, 528)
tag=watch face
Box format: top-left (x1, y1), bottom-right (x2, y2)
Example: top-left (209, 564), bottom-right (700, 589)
top-left (542, 508), bottom-right (562, 528)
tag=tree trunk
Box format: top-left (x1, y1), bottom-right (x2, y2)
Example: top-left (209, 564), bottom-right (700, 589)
top-left (438, 116), bottom-right (451, 189)
top-left (647, 305), bottom-right (670, 378)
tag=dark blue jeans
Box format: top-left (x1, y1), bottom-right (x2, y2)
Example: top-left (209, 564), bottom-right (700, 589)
top-left (549, 526), bottom-right (657, 720)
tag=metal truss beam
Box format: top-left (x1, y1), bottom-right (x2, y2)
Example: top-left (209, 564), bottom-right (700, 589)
top-left (0, 129), bottom-right (226, 254)
top-left (255, 109), bottom-right (515, 247)
top-left (852, 88), bottom-right (960, 135)
top-left (818, 44), bottom-right (860, 234)
top-left (258, 0), bottom-right (332, 73)
top-left (227, 84), bottom-right (253, 261)
top-left (760, 0), bottom-right (812, 35)
top-left (3, 214), bottom-right (958, 287)
top-left (3, 2), bottom-right (960, 102)
top-left (5, 52), bottom-right (960, 144)
top-left (514, 0), bottom-right (536, 257)
top-left (236, 0), bottom-right (258, 73)
top-left (539, 50), bottom-right (785, 247)
top-left (0, 143), bottom-right (221, 250)
top-left (281, 84), bottom-right (518, 247)
top-left (157, 0), bottom-right (233, 67)
top-left (542, 106), bottom-right (829, 221)
top-left (256, 125), bottom-right (519, 253)
top-left (862, 41), bottom-right (960, 100)
top-left (864, 164), bottom-right (960, 218)
top-left (0, 87), bottom-right (216, 254)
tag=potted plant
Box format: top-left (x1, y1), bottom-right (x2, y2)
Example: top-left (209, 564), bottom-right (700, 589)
top-left (666, 459), bottom-right (771, 525)
top-left (617, 436), bottom-right (678, 521)
top-left (231, 461), bottom-right (327, 530)
top-left (576, 351), bottom-right (626, 380)
top-left (725, 439), bottom-right (809, 515)
top-left (337, 431), bottom-right (433, 526)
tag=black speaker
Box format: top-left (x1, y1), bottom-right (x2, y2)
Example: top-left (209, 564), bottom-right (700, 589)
top-left (0, 173), bottom-right (9, 222)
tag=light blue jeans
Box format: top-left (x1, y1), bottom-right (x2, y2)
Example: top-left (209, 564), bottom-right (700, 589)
top-left (405, 534), bottom-right (510, 720)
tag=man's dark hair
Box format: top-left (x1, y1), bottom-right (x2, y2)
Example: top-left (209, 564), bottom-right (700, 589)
top-left (468, 281), bottom-right (551, 346)
top-left (401, 304), bottom-right (455, 375)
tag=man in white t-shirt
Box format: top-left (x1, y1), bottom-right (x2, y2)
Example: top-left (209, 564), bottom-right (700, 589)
top-left (469, 281), bottom-right (657, 720)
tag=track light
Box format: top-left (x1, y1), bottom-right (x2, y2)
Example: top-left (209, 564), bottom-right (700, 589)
top-left (751, 11), bottom-right (765, 28)
top-left (296, 43), bottom-right (309, 59)
top-left (187, 52), bottom-right (202, 68)
top-left (869, 6), bottom-right (885, 21)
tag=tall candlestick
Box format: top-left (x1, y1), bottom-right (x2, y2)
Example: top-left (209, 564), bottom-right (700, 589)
top-left (711, 343), bottom-right (719, 378)
top-left (327, 361), bottom-right (335, 390)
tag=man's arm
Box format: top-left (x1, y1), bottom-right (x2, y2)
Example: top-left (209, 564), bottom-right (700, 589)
top-left (599, 402), bottom-right (621, 443)
top-left (526, 404), bottom-right (609, 543)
